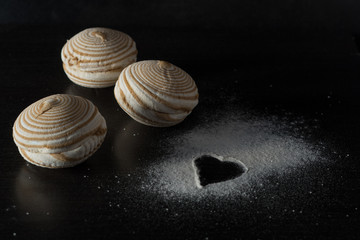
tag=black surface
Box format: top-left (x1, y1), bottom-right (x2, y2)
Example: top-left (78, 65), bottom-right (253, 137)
top-left (194, 155), bottom-right (247, 187)
top-left (1, 2), bottom-right (360, 239)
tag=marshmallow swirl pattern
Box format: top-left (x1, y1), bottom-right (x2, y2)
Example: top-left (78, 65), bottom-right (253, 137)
top-left (114, 60), bottom-right (199, 127)
top-left (13, 94), bottom-right (107, 168)
top-left (61, 27), bottom-right (137, 88)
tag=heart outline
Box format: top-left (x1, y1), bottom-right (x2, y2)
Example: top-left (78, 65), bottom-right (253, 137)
top-left (192, 154), bottom-right (248, 189)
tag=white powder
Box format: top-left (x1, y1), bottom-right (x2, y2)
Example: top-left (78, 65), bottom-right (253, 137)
top-left (140, 112), bottom-right (324, 200)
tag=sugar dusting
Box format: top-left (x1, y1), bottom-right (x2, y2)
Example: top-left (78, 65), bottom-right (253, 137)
top-left (140, 112), bottom-right (324, 199)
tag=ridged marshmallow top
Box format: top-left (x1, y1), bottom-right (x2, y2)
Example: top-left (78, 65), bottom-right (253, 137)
top-left (61, 27), bottom-right (137, 88)
top-left (13, 94), bottom-right (107, 155)
top-left (114, 60), bottom-right (199, 127)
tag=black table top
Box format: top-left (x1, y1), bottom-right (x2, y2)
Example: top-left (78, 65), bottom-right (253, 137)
top-left (1, 25), bottom-right (360, 239)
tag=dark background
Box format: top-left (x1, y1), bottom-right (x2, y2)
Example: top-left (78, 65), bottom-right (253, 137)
top-left (1, 1), bottom-right (360, 239)
top-left (0, 0), bottom-right (359, 31)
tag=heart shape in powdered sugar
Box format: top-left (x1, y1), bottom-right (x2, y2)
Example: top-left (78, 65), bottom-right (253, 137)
top-left (193, 155), bottom-right (248, 188)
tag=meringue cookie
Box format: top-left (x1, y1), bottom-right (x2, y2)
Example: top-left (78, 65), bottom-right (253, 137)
top-left (13, 94), bottom-right (107, 168)
top-left (114, 60), bottom-right (199, 127)
top-left (61, 27), bottom-right (137, 88)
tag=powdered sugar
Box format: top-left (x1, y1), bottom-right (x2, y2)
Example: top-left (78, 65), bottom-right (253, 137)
top-left (140, 112), bottom-right (324, 199)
